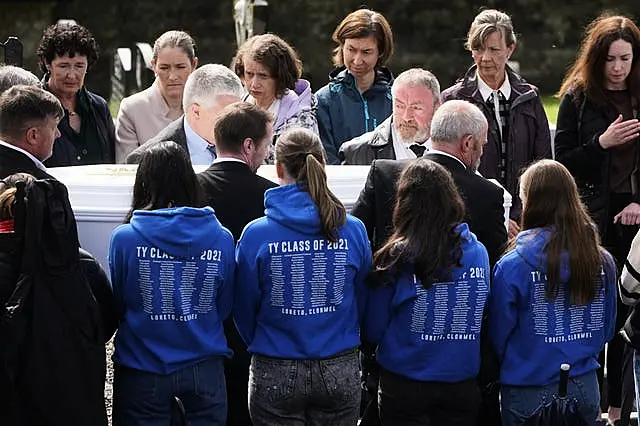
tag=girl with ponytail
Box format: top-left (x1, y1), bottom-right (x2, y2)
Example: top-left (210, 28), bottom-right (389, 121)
top-left (234, 127), bottom-right (372, 425)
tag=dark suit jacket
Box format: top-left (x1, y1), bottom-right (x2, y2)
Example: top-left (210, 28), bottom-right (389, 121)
top-left (0, 145), bottom-right (55, 180)
top-left (197, 159), bottom-right (276, 426)
top-left (351, 153), bottom-right (507, 267)
top-left (125, 117), bottom-right (188, 164)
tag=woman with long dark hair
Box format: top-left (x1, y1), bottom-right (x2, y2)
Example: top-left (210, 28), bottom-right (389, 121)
top-left (110, 141), bottom-right (234, 426)
top-left (234, 127), bottom-right (372, 425)
top-left (555, 15), bottom-right (640, 422)
top-left (488, 160), bottom-right (617, 425)
top-left (363, 158), bottom-right (490, 425)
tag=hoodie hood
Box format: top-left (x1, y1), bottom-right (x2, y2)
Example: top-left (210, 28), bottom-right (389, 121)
top-left (276, 79), bottom-right (314, 129)
top-left (264, 184), bottom-right (322, 235)
top-left (514, 228), bottom-right (570, 282)
top-left (130, 206), bottom-right (224, 259)
top-left (328, 66), bottom-right (394, 94)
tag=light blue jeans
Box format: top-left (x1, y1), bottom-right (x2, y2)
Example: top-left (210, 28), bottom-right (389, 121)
top-left (500, 370), bottom-right (600, 426)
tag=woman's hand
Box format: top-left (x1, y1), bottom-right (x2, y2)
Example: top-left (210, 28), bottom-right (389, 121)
top-left (614, 202), bottom-right (640, 225)
top-left (598, 115), bottom-right (640, 149)
top-left (508, 219), bottom-right (520, 239)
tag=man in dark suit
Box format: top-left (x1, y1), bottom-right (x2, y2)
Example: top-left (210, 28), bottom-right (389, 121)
top-left (353, 99), bottom-right (507, 426)
top-left (198, 102), bottom-right (276, 426)
top-left (126, 64), bottom-right (244, 165)
top-left (0, 85), bottom-right (64, 180)
top-left (353, 99), bottom-right (507, 266)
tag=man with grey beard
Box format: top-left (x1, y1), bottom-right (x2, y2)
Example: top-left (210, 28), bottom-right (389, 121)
top-left (339, 68), bottom-right (440, 164)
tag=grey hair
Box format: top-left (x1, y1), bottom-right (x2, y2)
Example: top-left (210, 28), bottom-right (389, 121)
top-left (430, 100), bottom-right (487, 144)
top-left (182, 64), bottom-right (246, 110)
top-left (0, 66), bottom-right (41, 93)
top-left (465, 9), bottom-right (517, 51)
top-left (152, 30), bottom-right (196, 63)
top-left (392, 68), bottom-right (441, 105)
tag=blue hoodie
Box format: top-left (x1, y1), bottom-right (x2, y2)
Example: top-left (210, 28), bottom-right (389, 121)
top-left (234, 183), bottom-right (372, 359)
top-left (316, 67), bottom-right (393, 165)
top-left (488, 228), bottom-right (617, 386)
top-left (109, 206), bottom-right (235, 375)
top-left (363, 224), bottom-right (490, 382)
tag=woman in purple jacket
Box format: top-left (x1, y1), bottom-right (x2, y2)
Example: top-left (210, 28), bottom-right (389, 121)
top-left (233, 33), bottom-right (318, 163)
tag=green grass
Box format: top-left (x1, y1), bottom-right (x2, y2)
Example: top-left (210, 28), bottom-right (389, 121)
top-left (542, 95), bottom-right (560, 126)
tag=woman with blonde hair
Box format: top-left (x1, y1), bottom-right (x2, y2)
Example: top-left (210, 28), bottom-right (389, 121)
top-left (488, 160), bottom-right (617, 425)
top-left (115, 30), bottom-right (198, 162)
top-left (441, 9), bottom-right (551, 239)
top-left (234, 127), bottom-right (372, 425)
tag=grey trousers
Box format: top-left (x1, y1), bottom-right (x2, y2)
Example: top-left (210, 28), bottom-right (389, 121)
top-left (248, 349), bottom-right (361, 426)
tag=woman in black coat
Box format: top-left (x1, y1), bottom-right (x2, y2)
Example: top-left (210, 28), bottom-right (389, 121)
top-left (0, 174), bottom-right (117, 426)
top-left (554, 14), bottom-right (640, 424)
top-left (36, 22), bottom-right (116, 166)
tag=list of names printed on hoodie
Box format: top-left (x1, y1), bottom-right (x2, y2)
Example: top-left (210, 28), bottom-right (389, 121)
top-left (530, 271), bottom-right (605, 342)
top-left (411, 268), bottom-right (488, 342)
top-left (267, 239), bottom-right (347, 316)
top-left (135, 247), bottom-right (221, 321)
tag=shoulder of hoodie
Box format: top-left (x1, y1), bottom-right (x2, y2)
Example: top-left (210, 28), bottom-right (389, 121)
top-left (493, 247), bottom-right (528, 280)
top-left (460, 231), bottom-right (489, 264)
top-left (109, 222), bottom-right (137, 248)
top-left (341, 215), bottom-right (371, 252)
top-left (600, 248), bottom-right (616, 282)
top-left (237, 215), bottom-right (271, 246)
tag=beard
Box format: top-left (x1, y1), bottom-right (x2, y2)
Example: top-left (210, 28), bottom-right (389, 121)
top-left (395, 124), bottom-right (429, 144)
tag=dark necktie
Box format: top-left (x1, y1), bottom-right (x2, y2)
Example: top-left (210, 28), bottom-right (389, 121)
top-left (409, 144), bottom-right (426, 158)
top-left (206, 144), bottom-right (217, 159)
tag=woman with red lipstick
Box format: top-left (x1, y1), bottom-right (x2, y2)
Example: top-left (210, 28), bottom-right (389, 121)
top-left (115, 31), bottom-right (198, 163)
top-left (555, 14), bottom-right (640, 425)
top-left (36, 22), bottom-right (116, 167)
top-left (441, 9), bottom-right (551, 240)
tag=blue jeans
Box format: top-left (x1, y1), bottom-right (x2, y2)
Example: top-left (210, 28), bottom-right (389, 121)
top-left (248, 349), bottom-right (361, 426)
top-left (500, 370), bottom-right (600, 426)
top-left (113, 357), bottom-right (227, 426)
top-left (634, 350), bottom-right (640, 416)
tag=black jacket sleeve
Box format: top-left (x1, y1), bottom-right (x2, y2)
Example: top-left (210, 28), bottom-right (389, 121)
top-left (475, 182), bottom-right (508, 268)
top-left (554, 93), bottom-right (607, 181)
top-left (79, 248), bottom-right (117, 342)
top-left (351, 160), bottom-right (378, 243)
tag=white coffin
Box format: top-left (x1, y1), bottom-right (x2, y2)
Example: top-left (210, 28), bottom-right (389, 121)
top-left (48, 164), bottom-right (511, 277)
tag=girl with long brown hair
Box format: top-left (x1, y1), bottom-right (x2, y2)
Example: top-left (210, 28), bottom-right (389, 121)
top-left (233, 128), bottom-right (372, 425)
top-left (555, 14), bottom-right (640, 422)
top-left (488, 160), bottom-right (617, 425)
top-left (363, 158), bottom-right (490, 426)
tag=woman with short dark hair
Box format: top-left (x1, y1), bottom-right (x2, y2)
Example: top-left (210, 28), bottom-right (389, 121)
top-left (316, 9), bottom-right (395, 164)
top-left (363, 158), bottom-right (489, 426)
top-left (36, 22), bottom-right (116, 166)
top-left (233, 33), bottom-right (317, 162)
top-left (110, 141), bottom-right (234, 426)
top-left (488, 160), bottom-right (617, 425)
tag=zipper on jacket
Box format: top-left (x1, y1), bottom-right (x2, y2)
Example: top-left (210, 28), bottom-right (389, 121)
top-left (360, 94), bottom-right (371, 132)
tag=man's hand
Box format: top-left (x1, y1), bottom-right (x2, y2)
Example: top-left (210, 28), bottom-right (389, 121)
top-left (614, 202), bottom-right (640, 225)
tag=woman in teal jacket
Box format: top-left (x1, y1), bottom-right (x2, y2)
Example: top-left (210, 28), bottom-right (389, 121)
top-left (316, 8), bottom-right (394, 164)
